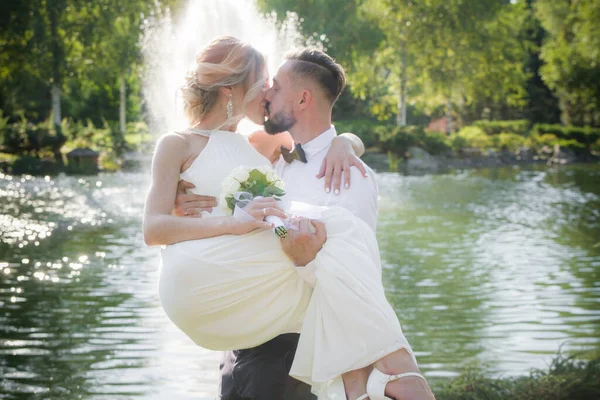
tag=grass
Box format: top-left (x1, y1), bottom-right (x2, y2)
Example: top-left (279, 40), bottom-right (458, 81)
top-left (435, 353), bottom-right (600, 400)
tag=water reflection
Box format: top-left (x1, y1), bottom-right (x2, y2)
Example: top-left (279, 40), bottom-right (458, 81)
top-left (0, 173), bottom-right (219, 399)
top-left (377, 164), bottom-right (600, 380)
top-left (0, 165), bottom-right (599, 398)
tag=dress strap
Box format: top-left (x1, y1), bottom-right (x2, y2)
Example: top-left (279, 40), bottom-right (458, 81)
top-left (178, 128), bottom-right (213, 137)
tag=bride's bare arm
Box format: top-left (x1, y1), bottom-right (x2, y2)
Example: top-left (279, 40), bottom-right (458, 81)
top-left (143, 134), bottom-right (283, 246)
top-left (337, 132), bottom-right (365, 157)
top-left (319, 133), bottom-right (368, 194)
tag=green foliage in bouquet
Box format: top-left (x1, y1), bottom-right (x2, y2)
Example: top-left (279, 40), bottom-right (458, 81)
top-left (224, 168), bottom-right (285, 213)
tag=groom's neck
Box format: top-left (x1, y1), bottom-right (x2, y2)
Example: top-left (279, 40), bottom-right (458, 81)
top-left (289, 113), bottom-right (332, 145)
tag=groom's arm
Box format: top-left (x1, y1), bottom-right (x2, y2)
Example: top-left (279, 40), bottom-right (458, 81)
top-left (172, 179), bottom-right (217, 216)
top-left (281, 164), bottom-right (378, 284)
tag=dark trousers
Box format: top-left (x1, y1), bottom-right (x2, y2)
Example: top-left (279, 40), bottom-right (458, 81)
top-left (218, 333), bottom-right (317, 400)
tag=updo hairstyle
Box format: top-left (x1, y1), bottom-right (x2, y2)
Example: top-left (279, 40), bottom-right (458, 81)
top-left (180, 36), bottom-right (266, 125)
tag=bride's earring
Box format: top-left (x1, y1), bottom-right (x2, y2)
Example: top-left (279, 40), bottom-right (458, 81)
top-left (226, 93), bottom-right (233, 120)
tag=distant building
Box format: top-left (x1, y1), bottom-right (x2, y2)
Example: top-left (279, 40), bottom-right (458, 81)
top-left (426, 117), bottom-right (449, 133)
top-left (66, 147), bottom-right (99, 173)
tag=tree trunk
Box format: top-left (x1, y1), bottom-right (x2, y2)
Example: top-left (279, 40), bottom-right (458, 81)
top-left (48, 1), bottom-right (62, 127)
top-left (120, 73), bottom-right (126, 135)
top-left (51, 83), bottom-right (61, 126)
top-left (396, 49), bottom-right (407, 126)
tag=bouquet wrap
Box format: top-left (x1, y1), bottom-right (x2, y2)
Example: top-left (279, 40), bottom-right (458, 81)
top-left (221, 166), bottom-right (289, 238)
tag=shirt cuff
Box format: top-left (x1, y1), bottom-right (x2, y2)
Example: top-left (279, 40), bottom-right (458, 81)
top-left (295, 260), bottom-right (317, 288)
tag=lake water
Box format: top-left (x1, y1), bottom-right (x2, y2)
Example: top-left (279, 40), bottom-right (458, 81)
top-left (1, 164), bottom-right (599, 399)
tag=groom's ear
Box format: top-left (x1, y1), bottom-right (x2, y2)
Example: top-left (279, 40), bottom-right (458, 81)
top-left (298, 89), bottom-right (312, 110)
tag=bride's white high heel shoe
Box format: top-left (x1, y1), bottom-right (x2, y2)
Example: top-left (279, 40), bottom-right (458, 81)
top-left (366, 368), bottom-right (427, 400)
top-left (323, 375), bottom-right (390, 400)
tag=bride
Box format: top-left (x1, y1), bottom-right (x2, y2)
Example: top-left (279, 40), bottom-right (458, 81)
top-left (143, 36), bottom-right (435, 400)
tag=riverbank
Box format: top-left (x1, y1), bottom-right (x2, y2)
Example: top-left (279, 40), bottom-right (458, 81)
top-left (1, 117), bottom-right (600, 176)
top-left (362, 146), bottom-right (600, 174)
top-left (434, 353), bottom-right (599, 399)
top-left (2, 145), bottom-right (598, 176)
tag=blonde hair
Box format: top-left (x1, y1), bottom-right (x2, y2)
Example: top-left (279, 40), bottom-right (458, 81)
top-left (180, 36), bottom-right (266, 126)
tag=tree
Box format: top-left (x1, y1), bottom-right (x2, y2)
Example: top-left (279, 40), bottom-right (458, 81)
top-left (536, 0), bottom-right (600, 126)
top-left (256, 0), bottom-right (382, 119)
top-left (356, 0), bottom-right (528, 129)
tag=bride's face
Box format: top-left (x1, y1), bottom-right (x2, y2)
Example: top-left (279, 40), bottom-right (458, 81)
top-left (243, 67), bottom-right (270, 126)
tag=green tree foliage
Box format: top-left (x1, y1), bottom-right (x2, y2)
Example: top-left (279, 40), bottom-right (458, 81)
top-left (356, 0), bottom-right (529, 128)
top-left (259, 0), bottom-right (598, 129)
top-left (1, 0), bottom-right (598, 144)
top-left (0, 0), bottom-right (181, 126)
top-left (535, 0), bottom-right (600, 126)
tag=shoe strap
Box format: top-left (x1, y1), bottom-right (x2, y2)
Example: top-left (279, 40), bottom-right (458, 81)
top-left (356, 395), bottom-right (370, 400)
top-left (388, 371), bottom-right (426, 382)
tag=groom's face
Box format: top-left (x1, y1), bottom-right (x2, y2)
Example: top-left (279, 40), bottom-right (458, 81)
top-left (263, 61), bottom-right (299, 135)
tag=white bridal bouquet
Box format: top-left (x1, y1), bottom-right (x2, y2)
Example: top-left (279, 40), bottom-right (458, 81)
top-left (220, 166), bottom-right (288, 238)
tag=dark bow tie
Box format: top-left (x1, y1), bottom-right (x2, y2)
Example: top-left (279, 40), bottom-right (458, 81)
top-left (281, 144), bottom-right (307, 164)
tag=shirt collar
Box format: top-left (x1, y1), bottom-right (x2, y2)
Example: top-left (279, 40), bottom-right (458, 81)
top-left (296, 125), bottom-right (336, 160)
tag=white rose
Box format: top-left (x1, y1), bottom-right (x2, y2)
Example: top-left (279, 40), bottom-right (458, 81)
top-left (235, 169), bottom-right (250, 183)
top-left (230, 166), bottom-right (246, 176)
top-left (265, 169), bottom-right (274, 182)
top-left (256, 165), bottom-right (271, 176)
top-left (226, 180), bottom-right (241, 196)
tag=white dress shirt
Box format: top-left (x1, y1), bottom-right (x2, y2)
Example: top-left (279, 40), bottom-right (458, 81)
top-left (275, 126), bottom-right (379, 285)
top-left (275, 125), bottom-right (378, 231)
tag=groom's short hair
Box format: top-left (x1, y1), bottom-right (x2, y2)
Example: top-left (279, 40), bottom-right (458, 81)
top-left (284, 48), bottom-right (346, 104)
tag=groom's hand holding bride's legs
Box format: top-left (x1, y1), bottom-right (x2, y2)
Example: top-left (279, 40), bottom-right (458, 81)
top-left (281, 217), bottom-right (327, 267)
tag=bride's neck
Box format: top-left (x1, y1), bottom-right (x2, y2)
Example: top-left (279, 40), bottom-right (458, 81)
top-left (191, 110), bottom-right (237, 133)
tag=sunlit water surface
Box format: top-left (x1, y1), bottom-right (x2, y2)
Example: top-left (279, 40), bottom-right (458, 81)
top-left (1, 164), bottom-right (599, 399)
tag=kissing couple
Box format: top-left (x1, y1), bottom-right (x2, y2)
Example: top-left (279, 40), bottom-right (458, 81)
top-left (143, 36), bottom-right (435, 400)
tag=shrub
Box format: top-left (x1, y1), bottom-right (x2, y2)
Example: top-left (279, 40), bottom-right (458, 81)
top-left (435, 353), bottom-right (600, 400)
top-left (493, 133), bottom-right (526, 152)
top-left (473, 119), bottom-right (530, 136)
top-left (11, 155), bottom-right (60, 175)
top-left (0, 110), bottom-right (9, 135)
top-left (421, 131), bottom-right (451, 155)
top-left (126, 121), bottom-right (150, 136)
top-left (373, 125), bottom-right (421, 155)
top-left (334, 119), bottom-right (381, 149)
top-left (125, 121), bottom-right (154, 152)
top-left (1, 118), bottom-right (65, 157)
top-left (99, 151), bottom-right (121, 172)
top-left (555, 139), bottom-right (586, 153)
top-left (533, 124), bottom-right (600, 147)
top-left (592, 138), bottom-right (600, 154)
top-left (453, 126), bottom-right (493, 150)
top-left (525, 133), bottom-right (559, 149)
top-left (449, 134), bottom-right (469, 152)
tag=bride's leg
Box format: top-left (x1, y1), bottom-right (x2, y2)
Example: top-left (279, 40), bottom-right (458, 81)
top-left (374, 349), bottom-right (435, 400)
top-left (342, 365), bottom-right (372, 400)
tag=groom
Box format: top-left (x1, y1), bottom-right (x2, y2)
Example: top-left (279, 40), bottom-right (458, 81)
top-left (176, 49), bottom-right (376, 399)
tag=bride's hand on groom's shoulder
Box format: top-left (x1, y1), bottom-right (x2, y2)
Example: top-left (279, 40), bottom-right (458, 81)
top-left (318, 134), bottom-right (368, 195)
top-left (172, 180), bottom-right (217, 217)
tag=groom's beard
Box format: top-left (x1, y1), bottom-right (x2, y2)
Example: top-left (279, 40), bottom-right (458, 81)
top-left (264, 103), bottom-right (296, 134)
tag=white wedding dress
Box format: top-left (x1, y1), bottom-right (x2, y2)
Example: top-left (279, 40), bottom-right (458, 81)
top-left (158, 130), bottom-right (414, 394)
